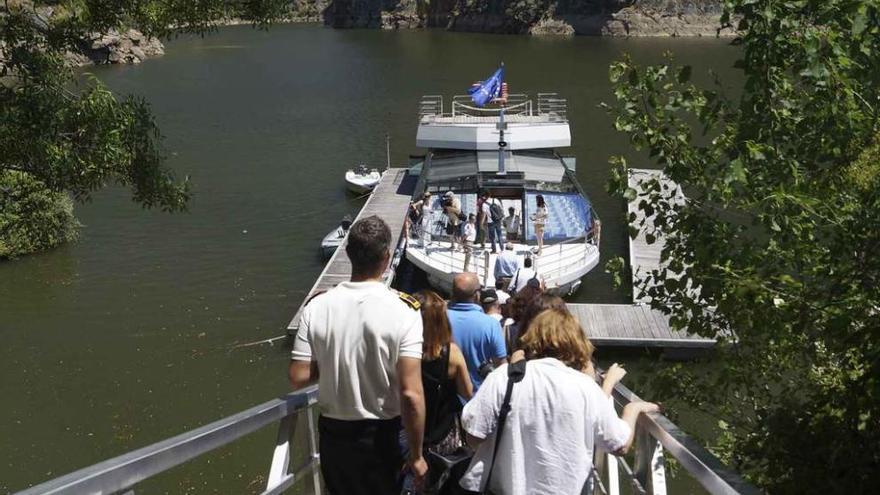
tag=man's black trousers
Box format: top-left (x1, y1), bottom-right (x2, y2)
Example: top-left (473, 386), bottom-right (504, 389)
top-left (318, 415), bottom-right (403, 495)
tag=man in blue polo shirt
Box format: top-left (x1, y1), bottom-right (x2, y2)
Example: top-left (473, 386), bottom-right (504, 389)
top-left (447, 272), bottom-right (508, 390)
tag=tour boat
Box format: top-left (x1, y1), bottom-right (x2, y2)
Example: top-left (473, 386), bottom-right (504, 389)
top-left (344, 164), bottom-right (381, 194)
top-left (404, 93), bottom-right (600, 296)
top-left (320, 216), bottom-right (352, 258)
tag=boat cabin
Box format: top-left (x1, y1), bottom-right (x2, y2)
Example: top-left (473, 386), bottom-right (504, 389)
top-left (405, 94), bottom-right (601, 295)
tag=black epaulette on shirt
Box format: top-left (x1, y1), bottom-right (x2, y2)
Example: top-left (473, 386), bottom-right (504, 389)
top-left (396, 291), bottom-right (421, 311)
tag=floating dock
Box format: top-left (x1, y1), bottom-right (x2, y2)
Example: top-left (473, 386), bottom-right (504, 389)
top-left (568, 168), bottom-right (713, 349)
top-left (287, 166), bottom-right (713, 349)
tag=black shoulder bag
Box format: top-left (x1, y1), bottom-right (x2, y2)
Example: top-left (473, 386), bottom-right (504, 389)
top-left (478, 360), bottom-right (527, 495)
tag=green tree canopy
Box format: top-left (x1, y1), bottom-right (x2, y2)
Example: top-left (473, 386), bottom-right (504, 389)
top-left (606, 0), bottom-right (879, 491)
top-left (1, 1), bottom-right (289, 255)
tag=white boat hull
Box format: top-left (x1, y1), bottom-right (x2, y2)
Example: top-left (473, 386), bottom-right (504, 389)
top-left (321, 227), bottom-right (346, 258)
top-left (404, 237), bottom-right (599, 297)
top-left (345, 170), bottom-right (381, 194)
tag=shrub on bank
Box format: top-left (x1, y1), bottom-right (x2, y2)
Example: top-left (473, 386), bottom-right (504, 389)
top-left (0, 171), bottom-right (79, 259)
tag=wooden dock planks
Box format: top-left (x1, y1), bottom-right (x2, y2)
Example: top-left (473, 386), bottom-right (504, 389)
top-left (287, 168), bottom-right (412, 332)
top-left (569, 303), bottom-right (714, 348)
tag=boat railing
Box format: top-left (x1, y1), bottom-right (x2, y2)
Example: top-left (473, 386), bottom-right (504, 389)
top-left (538, 92), bottom-right (568, 121)
top-left (418, 93), bottom-right (567, 122)
top-left (533, 227), bottom-right (600, 284)
top-left (13, 377), bottom-right (760, 495)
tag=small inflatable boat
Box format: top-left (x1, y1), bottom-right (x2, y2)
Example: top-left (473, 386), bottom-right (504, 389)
top-left (344, 164), bottom-right (381, 194)
top-left (320, 216), bottom-right (353, 258)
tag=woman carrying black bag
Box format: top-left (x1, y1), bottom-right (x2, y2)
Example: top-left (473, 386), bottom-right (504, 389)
top-left (457, 309), bottom-right (660, 495)
top-left (414, 291), bottom-right (475, 494)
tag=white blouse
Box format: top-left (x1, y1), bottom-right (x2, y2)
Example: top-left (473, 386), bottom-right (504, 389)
top-left (459, 358), bottom-right (631, 495)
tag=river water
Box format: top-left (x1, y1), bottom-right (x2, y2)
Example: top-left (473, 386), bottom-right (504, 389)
top-left (0, 25), bottom-right (738, 493)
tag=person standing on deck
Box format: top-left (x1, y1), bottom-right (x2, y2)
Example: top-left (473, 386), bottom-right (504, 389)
top-left (462, 213), bottom-right (478, 272)
top-left (289, 216), bottom-right (428, 494)
top-left (409, 191), bottom-right (432, 242)
top-left (530, 194), bottom-right (549, 255)
top-left (443, 191), bottom-right (462, 252)
top-left (483, 191), bottom-right (504, 253)
top-left (502, 207), bottom-right (520, 241)
top-left (476, 192), bottom-right (488, 249)
top-left (448, 273), bottom-right (507, 391)
top-left (493, 243), bottom-right (520, 288)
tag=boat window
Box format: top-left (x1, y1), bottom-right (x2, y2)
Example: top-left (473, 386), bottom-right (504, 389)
top-left (426, 149), bottom-right (574, 189)
top-left (426, 151), bottom-right (479, 185)
top-left (506, 152), bottom-right (567, 183)
top-left (523, 191), bottom-right (593, 241)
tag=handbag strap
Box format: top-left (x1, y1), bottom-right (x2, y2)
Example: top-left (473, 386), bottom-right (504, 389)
top-left (482, 360), bottom-right (527, 492)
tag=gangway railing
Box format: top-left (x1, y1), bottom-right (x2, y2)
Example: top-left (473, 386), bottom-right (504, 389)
top-left (15, 386), bottom-right (322, 495)
top-left (594, 378), bottom-right (762, 495)
top-left (15, 376), bottom-right (759, 495)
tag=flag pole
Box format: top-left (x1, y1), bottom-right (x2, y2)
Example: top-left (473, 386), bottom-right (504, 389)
top-left (497, 62), bottom-right (506, 174)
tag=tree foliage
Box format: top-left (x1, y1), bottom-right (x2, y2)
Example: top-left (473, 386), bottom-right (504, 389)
top-left (0, 170), bottom-right (78, 257)
top-left (0, 1), bottom-right (289, 256)
top-left (605, 1), bottom-right (880, 492)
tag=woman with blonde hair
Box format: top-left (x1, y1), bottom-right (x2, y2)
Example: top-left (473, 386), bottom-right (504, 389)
top-left (458, 308), bottom-right (659, 495)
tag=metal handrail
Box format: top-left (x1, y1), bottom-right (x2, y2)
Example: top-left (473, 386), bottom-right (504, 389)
top-left (16, 378), bottom-right (761, 495)
top-left (16, 386), bottom-right (321, 495)
top-left (596, 379), bottom-right (763, 495)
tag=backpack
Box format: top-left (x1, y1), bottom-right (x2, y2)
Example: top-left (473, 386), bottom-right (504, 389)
top-left (489, 200), bottom-right (504, 223)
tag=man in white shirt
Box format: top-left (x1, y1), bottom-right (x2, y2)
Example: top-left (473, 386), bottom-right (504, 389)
top-left (502, 207), bottom-right (520, 241)
top-left (510, 256), bottom-right (544, 294)
top-left (289, 215), bottom-right (427, 494)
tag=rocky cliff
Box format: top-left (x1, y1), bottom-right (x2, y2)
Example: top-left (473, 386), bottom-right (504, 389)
top-left (66, 28), bottom-right (165, 66)
top-left (319, 0), bottom-right (732, 36)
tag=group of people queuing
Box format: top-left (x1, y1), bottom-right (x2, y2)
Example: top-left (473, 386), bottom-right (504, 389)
top-left (290, 216), bottom-right (658, 495)
top-left (408, 189), bottom-right (551, 259)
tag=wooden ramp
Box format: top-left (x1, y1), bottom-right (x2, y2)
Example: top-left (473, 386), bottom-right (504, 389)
top-left (567, 303), bottom-right (714, 348)
top-left (628, 168), bottom-right (686, 304)
top-left (287, 168), bottom-right (412, 332)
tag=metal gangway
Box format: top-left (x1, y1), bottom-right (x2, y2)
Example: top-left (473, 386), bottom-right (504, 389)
top-left (15, 379), bottom-right (760, 495)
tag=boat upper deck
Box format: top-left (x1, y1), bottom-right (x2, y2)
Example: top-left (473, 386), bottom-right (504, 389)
top-left (416, 93), bottom-right (570, 150)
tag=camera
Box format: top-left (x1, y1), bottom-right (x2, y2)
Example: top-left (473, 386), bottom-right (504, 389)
top-left (478, 360), bottom-right (496, 379)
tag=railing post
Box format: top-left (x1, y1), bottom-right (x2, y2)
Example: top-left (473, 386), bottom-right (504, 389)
top-left (633, 422), bottom-right (667, 495)
top-left (266, 414), bottom-right (296, 491)
top-left (307, 407), bottom-right (322, 495)
top-left (483, 250), bottom-right (490, 286)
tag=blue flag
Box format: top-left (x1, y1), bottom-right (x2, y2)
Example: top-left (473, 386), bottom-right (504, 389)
top-left (468, 66), bottom-right (504, 107)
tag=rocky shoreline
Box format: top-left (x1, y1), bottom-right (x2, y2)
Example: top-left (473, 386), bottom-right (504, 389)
top-left (65, 28), bottom-right (165, 67)
top-left (65, 1), bottom-right (732, 67)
